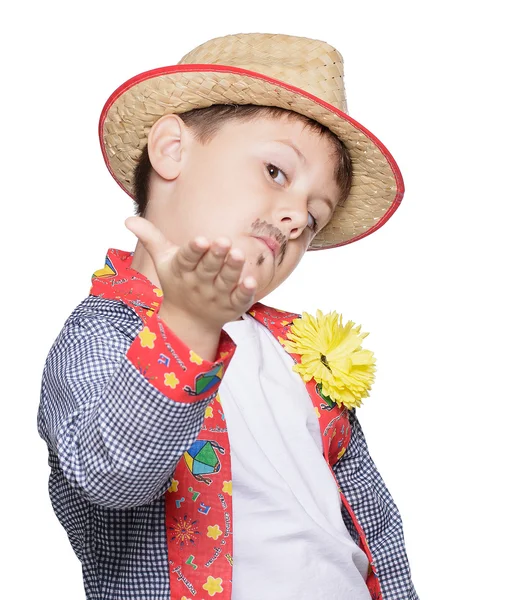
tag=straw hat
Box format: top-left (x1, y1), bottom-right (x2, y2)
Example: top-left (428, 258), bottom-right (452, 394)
top-left (99, 32), bottom-right (404, 250)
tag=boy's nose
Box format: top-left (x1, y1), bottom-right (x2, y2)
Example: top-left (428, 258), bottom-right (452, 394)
top-left (273, 193), bottom-right (309, 230)
top-left (278, 211), bottom-right (309, 240)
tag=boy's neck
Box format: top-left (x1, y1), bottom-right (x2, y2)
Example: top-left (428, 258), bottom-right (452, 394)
top-left (130, 243), bottom-right (162, 289)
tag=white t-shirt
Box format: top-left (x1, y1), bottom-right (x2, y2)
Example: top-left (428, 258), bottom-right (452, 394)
top-left (221, 312), bottom-right (371, 600)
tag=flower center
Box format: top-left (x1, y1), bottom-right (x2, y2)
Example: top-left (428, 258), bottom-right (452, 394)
top-left (320, 354), bottom-right (332, 371)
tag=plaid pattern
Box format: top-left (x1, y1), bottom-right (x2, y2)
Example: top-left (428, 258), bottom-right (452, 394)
top-left (38, 294), bottom-right (418, 599)
top-left (335, 410), bottom-right (419, 599)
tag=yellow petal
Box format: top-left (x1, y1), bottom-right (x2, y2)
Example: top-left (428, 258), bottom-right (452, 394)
top-left (284, 309), bottom-right (376, 408)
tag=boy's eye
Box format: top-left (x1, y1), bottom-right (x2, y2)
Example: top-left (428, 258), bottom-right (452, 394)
top-left (266, 163), bottom-right (319, 233)
top-left (266, 163), bottom-right (287, 186)
top-left (307, 212), bottom-right (318, 232)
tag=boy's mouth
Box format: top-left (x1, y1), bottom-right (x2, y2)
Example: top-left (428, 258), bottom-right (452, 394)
top-left (251, 218), bottom-right (286, 257)
top-left (254, 236), bottom-right (280, 257)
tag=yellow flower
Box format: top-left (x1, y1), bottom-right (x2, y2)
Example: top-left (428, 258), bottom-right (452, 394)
top-left (207, 524), bottom-right (223, 540)
top-left (203, 576), bottom-right (223, 596)
top-left (190, 350), bottom-right (203, 365)
top-left (138, 326), bottom-right (156, 349)
top-left (222, 480), bottom-right (232, 496)
top-left (282, 309), bottom-right (376, 410)
top-left (167, 479), bottom-right (179, 493)
top-left (164, 372), bottom-right (180, 389)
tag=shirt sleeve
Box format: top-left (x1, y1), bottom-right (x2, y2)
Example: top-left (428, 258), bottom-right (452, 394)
top-left (37, 300), bottom-right (236, 510)
top-left (333, 408), bottom-right (419, 600)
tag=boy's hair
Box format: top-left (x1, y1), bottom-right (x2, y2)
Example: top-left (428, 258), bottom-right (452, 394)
top-left (132, 104), bottom-right (352, 218)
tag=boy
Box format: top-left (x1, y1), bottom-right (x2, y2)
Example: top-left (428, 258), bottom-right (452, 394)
top-left (38, 33), bottom-right (418, 599)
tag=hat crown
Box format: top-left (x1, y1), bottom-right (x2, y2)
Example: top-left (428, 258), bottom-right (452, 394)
top-left (178, 33), bottom-right (348, 113)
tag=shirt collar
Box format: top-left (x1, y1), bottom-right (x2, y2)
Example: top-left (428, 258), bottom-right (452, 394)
top-left (90, 248), bottom-right (164, 321)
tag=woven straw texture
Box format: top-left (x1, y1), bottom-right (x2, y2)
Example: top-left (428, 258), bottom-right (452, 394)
top-left (101, 33), bottom-right (402, 250)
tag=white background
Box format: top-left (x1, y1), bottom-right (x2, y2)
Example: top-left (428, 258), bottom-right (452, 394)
top-left (2, 0), bottom-right (523, 598)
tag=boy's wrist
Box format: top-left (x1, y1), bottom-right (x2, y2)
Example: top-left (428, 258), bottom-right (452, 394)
top-left (157, 304), bottom-right (223, 362)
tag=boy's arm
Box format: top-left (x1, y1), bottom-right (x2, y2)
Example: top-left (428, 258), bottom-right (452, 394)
top-left (37, 299), bottom-right (235, 509)
top-left (333, 408), bottom-right (419, 600)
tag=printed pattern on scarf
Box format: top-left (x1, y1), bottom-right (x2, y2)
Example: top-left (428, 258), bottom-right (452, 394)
top-left (165, 391), bottom-right (234, 598)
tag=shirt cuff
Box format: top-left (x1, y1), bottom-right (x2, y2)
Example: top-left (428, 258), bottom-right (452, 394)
top-left (126, 314), bottom-right (236, 403)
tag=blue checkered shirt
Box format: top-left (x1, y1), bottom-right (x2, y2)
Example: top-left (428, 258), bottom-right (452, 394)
top-left (38, 294), bottom-right (418, 599)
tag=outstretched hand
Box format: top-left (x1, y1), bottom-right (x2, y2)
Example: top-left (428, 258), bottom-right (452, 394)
top-left (124, 216), bottom-right (257, 330)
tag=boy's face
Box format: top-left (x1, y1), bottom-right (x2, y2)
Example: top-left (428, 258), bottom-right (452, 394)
top-left (148, 114), bottom-right (340, 302)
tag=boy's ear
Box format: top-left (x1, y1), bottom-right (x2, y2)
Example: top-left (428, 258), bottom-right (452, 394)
top-left (147, 114), bottom-right (190, 180)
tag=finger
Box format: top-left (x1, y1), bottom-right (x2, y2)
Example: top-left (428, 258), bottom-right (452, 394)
top-left (174, 236), bottom-right (210, 274)
top-left (214, 247), bottom-right (245, 292)
top-left (230, 276), bottom-right (257, 311)
top-left (195, 237), bottom-right (231, 280)
top-left (124, 216), bottom-right (177, 267)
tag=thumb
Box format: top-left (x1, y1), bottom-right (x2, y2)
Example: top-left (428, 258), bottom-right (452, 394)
top-left (124, 216), bottom-right (178, 268)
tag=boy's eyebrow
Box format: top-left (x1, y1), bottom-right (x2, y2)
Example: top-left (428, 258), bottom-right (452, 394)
top-left (275, 139), bottom-right (306, 164)
top-left (275, 139), bottom-right (336, 212)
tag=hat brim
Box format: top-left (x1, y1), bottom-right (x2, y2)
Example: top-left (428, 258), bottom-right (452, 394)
top-left (99, 64), bottom-right (404, 250)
